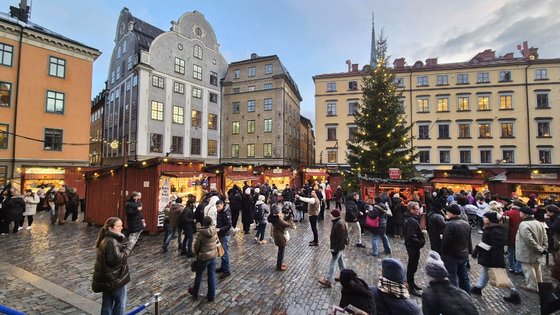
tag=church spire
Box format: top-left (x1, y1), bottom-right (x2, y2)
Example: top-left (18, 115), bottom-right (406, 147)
top-left (370, 13), bottom-right (376, 67)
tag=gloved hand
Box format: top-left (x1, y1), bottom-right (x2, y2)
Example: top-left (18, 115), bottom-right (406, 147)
top-left (542, 249), bottom-right (549, 256)
top-left (331, 250), bottom-right (339, 258)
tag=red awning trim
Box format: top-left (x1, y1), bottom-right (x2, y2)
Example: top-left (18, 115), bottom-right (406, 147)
top-left (304, 171), bottom-right (329, 177)
top-left (160, 172), bottom-right (214, 178)
top-left (226, 175), bottom-right (260, 181)
top-left (431, 178), bottom-right (486, 185)
top-left (502, 179), bottom-right (560, 186)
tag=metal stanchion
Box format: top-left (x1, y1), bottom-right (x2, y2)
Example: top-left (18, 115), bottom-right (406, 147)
top-left (154, 292), bottom-right (161, 315)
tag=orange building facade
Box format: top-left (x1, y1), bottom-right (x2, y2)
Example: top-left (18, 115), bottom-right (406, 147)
top-left (0, 5), bottom-right (100, 190)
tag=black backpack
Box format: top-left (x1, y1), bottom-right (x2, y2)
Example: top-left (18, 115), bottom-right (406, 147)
top-left (194, 201), bottom-right (207, 224)
top-left (253, 203), bottom-right (264, 222)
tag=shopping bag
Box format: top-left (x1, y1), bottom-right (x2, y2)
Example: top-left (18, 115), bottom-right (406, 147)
top-left (284, 231), bottom-right (290, 242)
top-left (488, 268), bottom-right (510, 288)
top-left (365, 213), bottom-right (380, 228)
top-left (216, 240), bottom-right (225, 257)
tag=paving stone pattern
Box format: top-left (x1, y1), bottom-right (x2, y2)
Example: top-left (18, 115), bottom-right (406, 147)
top-left (0, 210), bottom-right (554, 314)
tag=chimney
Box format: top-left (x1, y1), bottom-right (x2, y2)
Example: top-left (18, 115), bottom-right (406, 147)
top-left (9, 0), bottom-right (30, 23)
top-left (425, 58), bottom-right (438, 66)
top-left (351, 63), bottom-right (359, 72)
top-left (502, 52), bottom-right (514, 60)
top-left (393, 58), bottom-right (405, 69)
top-left (346, 59), bottom-right (352, 72)
top-left (250, 53), bottom-right (258, 59)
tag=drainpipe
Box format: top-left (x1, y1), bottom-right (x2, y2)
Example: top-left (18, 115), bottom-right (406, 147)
top-left (524, 62), bottom-right (532, 167)
top-left (11, 25), bottom-right (24, 180)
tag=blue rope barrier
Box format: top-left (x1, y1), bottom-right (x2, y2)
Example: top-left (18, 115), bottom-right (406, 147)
top-left (126, 292), bottom-right (160, 315)
top-left (126, 304), bottom-right (146, 315)
top-left (0, 305), bottom-right (27, 315)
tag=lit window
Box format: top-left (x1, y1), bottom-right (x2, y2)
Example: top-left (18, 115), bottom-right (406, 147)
top-left (231, 144), bottom-right (239, 157)
top-left (247, 144), bottom-right (255, 157)
top-left (478, 96), bottom-right (490, 110)
top-left (457, 96), bottom-right (469, 111)
top-left (263, 143), bottom-right (272, 157)
top-left (501, 122), bottom-right (513, 138)
top-left (437, 98), bottom-right (449, 112)
top-left (0, 124), bottom-right (8, 148)
top-left (417, 99), bottom-right (429, 113)
top-left (151, 101), bottom-right (164, 121)
top-left (479, 123), bottom-right (491, 138)
top-left (0, 82), bottom-right (11, 106)
top-left (172, 106), bottom-right (184, 124)
top-left (191, 110), bottom-right (201, 127)
top-left (264, 119), bottom-right (272, 133)
top-left (208, 140), bottom-right (217, 156)
top-left (500, 95), bottom-right (512, 109)
top-left (327, 149), bottom-right (338, 163)
top-left (247, 120), bottom-right (255, 134)
top-left (208, 113), bottom-right (217, 130)
top-left (232, 121), bottom-right (240, 134)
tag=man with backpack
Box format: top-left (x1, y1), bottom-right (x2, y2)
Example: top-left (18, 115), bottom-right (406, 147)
top-left (254, 195), bottom-right (270, 243)
top-left (228, 185), bottom-right (243, 232)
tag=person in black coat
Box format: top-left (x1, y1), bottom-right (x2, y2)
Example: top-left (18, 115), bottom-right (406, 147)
top-left (422, 250), bottom-right (479, 315)
top-left (339, 269), bottom-right (376, 315)
top-left (241, 188), bottom-right (254, 234)
top-left (427, 208), bottom-right (446, 254)
top-left (390, 194), bottom-right (405, 237)
top-left (1, 188), bottom-right (26, 234)
top-left (441, 204), bottom-right (472, 293)
top-left (180, 194), bottom-right (197, 257)
top-left (92, 217), bottom-right (136, 314)
top-left (345, 195), bottom-right (364, 248)
top-left (403, 201), bottom-right (425, 296)
top-left (227, 185), bottom-right (243, 231)
top-left (125, 192), bottom-right (144, 240)
top-left (470, 211), bottom-right (521, 304)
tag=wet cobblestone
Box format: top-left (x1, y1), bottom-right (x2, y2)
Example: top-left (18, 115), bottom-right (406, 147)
top-left (0, 211), bottom-right (552, 314)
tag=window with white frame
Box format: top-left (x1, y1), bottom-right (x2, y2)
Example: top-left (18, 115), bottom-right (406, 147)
top-left (479, 122), bottom-right (491, 138)
top-left (151, 101), bottom-right (164, 121)
top-left (500, 94), bottom-right (513, 109)
top-left (502, 150), bottom-right (515, 163)
top-left (439, 150), bottom-right (451, 163)
top-left (348, 81), bottom-right (358, 91)
top-left (263, 143), bottom-right (272, 157)
top-left (247, 100), bottom-right (256, 112)
top-left (537, 121), bottom-right (551, 137)
top-left (536, 92), bottom-right (549, 109)
top-left (535, 68), bottom-right (548, 80)
top-left (478, 95), bottom-right (490, 110)
top-left (348, 101), bottom-right (359, 115)
top-left (437, 97), bottom-right (449, 112)
top-left (264, 98), bottom-right (272, 111)
top-left (152, 75), bottom-right (164, 88)
top-left (480, 150), bottom-right (492, 164)
top-left (539, 149), bottom-right (552, 164)
top-left (417, 98), bottom-right (429, 113)
top-left (499, 71), bottom-right (512, 82)
top-left (247, 144), bottom-right (255, 157)
top-left (173, 82), bottom-right (184, 94)
top-left (193, 45), bottom-right (203, 60)
top-left (209, 93), bottom-right (218, 103)
top-left (232, 102), bottom-right (240, 114)
top-left (247, 120), bottom-right (255, 134)
top-left (327, 149), bottom-right (338, 163)
top-left (327, 102), bottom-right (337, 116)
top-left (501, 122), bottom-right (514, 138)
top-left (233, 69), bottom-right (240, 79)
top-left (264, 64), bottom-right (273, 75)
top-left (459, 150), bottom-right (471, 163)
top-left (231, 144), bottom-right (239, 157)
top-left (172, 106), bottom-right (184, 124)
top-left (458, 123), bottom-right (471, 138)
top-left (417, 76), bottom-right (428, 86)
top-left (327, 126), bottom-right (337, 140)
top-left (150, 134), bottom-right (163, 153)
top-left (193, 64), bottom-right (202, 80)
top-left (248, 67), bottom-right (256, 77)
top-left (208, 113), bottom-right (217, 130)
top-left (264, 119), bottom-right (272, 133)
top-left (192, 87), bottom-right (202, 99)
top-left (438, 124), bottom-right (450, 139)
top-left (171, 136), bottom-right (183, 154)
top-left (418, 124), bottom-right (430, 139)
top-left (395, 77), bottom-right (404, 87)
top-left (436, 75), bottom-right (448, 85)
top-left (457, 96), bottom-right (469, 111)
top-left (264, 83), bottom-right (272, 90)
top-left (46, 90), bottom-right (65, 114)
top-left (208, 140), bottom-right (218, 156)
top-left (419, 150), bottom-right (430, 163)
top-left (348, 125), bottom-right (359, 142)
top-left (210, 72), bottom-right (218, 86)
top-left (44, 128), bottom-right (63, 151)
top-left (0, 43), bottom-right (13, 66)
top-left (49, 56), bottom-right (66, 78)
top-left (327, 82), bottom-right (336, 92)
top-left (174, 57), bottom-right (185, 74)
top-left (477, 72), bottom-right (490, 83)
top-left (457, 73), bottom-right (469, 84)
top-left (232, 121), bottom-right (240, 134)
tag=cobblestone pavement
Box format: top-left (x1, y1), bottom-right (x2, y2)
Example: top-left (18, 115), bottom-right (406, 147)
top-left (0, 210), bottom-right (553, 314)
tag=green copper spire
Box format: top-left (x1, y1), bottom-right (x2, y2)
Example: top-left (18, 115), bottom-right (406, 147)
top-left (370, 13), bottom-right (376, 67)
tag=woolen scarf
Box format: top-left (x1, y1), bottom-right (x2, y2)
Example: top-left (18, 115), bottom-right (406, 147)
top-left (378, 276), bottom-right (410, 298)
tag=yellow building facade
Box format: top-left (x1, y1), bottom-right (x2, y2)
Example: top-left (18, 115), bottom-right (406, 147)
top-left (314, 48), bottom-right (560, 171)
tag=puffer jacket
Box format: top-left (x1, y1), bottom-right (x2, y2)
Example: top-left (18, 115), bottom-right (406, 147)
top-left (194, 225), bottom-right (218, 261)
top-left (3, 195), bottom-right (26, 221)
top-left (475, 223), bottom-right (506, 268)
top-left (269, 214), bottom-right (292, 248)
top-left (168, 202), bottom-right (183, 229)
top-left (125, 201), bottom-right (144, 233)
top-left (368, 204), bottom-right (388, 235)
top-left (344, 198), bottom-right (360, 222)
top-left (442, 217), bottom-right (472, 261)
top-left (23, 194), bottom-right (40, 216)
top-left (422, 279), bottom-right (479, 315)
top-left (204, 196), bottom-right (220, 226)
top-left (92, 231), bottom-right (134, 293)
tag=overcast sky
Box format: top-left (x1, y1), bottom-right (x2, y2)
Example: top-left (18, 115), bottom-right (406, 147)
top-left (9, 0), bottom-right (560, 126)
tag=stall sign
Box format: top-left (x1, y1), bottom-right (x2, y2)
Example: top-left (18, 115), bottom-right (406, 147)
top-left (273, 169), bottom-right (283, 174)
top-left (25, 167), bottom-right (65, 174)
top-left (531, 173), bottom-right (558, 180)
top-left (305, 168), bottom-right (324, 173)
top-left (157, 177), bottom-right (171, 227)
top-left (232, 166), bottom-right (248, 172)
top-left (389, 168), bottom-right (401, 180)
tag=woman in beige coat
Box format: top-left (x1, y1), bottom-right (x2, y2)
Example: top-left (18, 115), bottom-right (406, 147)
top-left (21, 189), bottom-right (40, 230)
top-left (515, 206), bottom-right (548, 292)
top-left (189, 216), bottom-right (218, 302)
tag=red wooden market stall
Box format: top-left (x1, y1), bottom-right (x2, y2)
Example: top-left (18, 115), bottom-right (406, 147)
top-left (84, 158), bottom-right (216, 233)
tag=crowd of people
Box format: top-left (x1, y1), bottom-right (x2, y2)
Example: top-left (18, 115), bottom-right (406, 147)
top-left (5, 178), bottom-right (559, 314)
top-left (0, 182), bottom-right (82, 234)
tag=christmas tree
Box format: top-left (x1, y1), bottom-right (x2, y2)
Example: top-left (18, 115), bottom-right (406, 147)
top-left (345, 36), bottom-right (416, 189)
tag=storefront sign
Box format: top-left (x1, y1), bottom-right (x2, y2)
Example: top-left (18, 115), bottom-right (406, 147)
top-left (304, 168), bottom-right (324, 173)
top-left (157, 177), bottom-right (171, 227)
top-left (232, 166), bottom-right (248, 172)
top-left (273, 168), bottom-right (283, 174)
top-left (531, 173), bottom-right (558, 180)
top-left (143, 181), bottom-right (150, 188)
top-left (25, 167), bottom-right (65, 174)
top-left (389, 168), bottom-right (401, 180)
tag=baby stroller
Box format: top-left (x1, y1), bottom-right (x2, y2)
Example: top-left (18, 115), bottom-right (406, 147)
top-left (282, 201), bottom-right (294, 221)
top-left (464, 205), bottom-right (478, 230)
